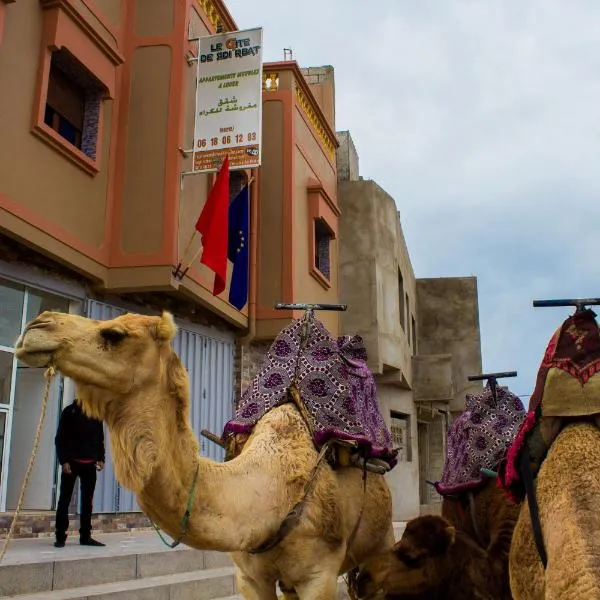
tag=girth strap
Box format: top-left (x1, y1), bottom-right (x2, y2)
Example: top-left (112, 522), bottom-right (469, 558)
top-left (520, 447), bottom-right (548, 568)
top-left (467, 491), bottom-right (486, 548)
top-left (249, 441), bottom-right (332, 554)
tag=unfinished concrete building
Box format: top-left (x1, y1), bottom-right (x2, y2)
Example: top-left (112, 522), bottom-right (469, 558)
top-left (337, 131), bottom-right (482, 520)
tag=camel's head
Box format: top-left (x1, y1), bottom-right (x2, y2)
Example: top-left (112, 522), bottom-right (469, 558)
top-left (356, 516), bottom-right (456, 598)
top-left (16, 310), bottom-right (179, 419)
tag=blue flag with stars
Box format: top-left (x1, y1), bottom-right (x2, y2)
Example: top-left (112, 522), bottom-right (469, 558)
top-left (227, 185), bottom-right (249, 310)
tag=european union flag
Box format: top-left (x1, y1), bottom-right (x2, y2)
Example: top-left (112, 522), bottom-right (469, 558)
top-left (227, 185), bottom-right (249, 310)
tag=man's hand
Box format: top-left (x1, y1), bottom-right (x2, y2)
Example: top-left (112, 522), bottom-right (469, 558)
top-left (62, 463), bottom-right (71, 474)
top-left (96, 461), bottom-right (105, 472)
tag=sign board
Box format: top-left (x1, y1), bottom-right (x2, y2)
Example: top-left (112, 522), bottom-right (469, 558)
top-left (193, 28), bottom-right (263, 172)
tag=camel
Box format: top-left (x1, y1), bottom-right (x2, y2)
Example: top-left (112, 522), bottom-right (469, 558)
top-left (355, 515), bottom-right (501, 599)
top-left (498, 308), bottom-right (600, 599)
top-left (441, 479), bottom-right (519, 599)
top-left (509, 421), bottom-right (600, 600)
top-left (15, 310), bottom-right (394, 600)
top-left (432, 384), bottom-right (524, 600)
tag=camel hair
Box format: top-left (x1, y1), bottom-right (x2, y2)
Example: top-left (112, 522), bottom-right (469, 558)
top-left (16, 310), bottom-right (394, 600)
top-left (509, 421), bottom-right (600, 600)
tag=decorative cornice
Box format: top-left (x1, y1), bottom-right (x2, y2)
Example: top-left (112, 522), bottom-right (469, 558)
top-left (295, 85), bottom-right (336, 161)
top-left (39, 0), bottom-right (124, 66)
top-left (264, 61), bottom-right (339, 163)
top-left (195, 0), bottom-right (237, 33)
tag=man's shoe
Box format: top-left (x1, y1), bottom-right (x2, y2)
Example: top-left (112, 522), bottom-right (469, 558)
top-left (54, 540), bottom-right (65, 548)
top-left (80, 537), bottom-right (105, 547)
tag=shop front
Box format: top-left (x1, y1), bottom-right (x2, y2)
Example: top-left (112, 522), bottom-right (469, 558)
top-left (0, 273), bottom-right (235, 518)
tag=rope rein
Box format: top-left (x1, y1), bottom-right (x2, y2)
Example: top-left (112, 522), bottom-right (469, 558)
top-left (0, 365), bottom-right (56, 564)
top-left (150, 461), bottom-right (200, 549)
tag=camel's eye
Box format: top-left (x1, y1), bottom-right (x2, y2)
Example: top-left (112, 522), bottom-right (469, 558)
top-left (100, 328), bottom-right (127, 345)
top-left (396, 549), bottom-right (422, 569)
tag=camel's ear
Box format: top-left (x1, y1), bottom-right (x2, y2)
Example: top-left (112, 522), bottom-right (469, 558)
top-left (155, 312), bottom-right (177, 341)
top-left (444, 525), bottom-right (456, 547)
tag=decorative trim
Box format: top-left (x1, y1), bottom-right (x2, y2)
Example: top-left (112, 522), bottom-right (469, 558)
top-left (263, 72), bottom-right (279, 91)
top-left (307, 180), bottom-right (340, 217)
top-left (31, 122), bottom-right (99, 176)
top-left (295, 85), bottom-right (336, 161)
top-left (311, 258), bottom-right (332, 290)
top-left (39, 0), bottom-right (124, 66)
top-left (195, 0), bottom-right (236, 33)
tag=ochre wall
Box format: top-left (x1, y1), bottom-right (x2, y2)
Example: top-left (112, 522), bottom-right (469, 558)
top-left (258, 100), bottom-right (285, 312)
top-left (256, 64), bottom-right (339, 339)
top-left (0, 0), bottom-right (118, 280)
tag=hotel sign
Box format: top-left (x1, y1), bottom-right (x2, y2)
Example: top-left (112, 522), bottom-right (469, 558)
top-left (193, 28), bottom-right (263, 172)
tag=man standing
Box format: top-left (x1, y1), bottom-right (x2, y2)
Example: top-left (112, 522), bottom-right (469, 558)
top-left (54, 399), bottom-right (106, 548)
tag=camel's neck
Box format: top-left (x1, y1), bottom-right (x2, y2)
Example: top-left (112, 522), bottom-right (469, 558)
top-left (106, 400), bottom-right (317, 552)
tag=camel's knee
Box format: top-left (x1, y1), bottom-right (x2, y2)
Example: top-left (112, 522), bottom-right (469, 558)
top-left (235, 569), bottom-right (277, 600)
top-left (294, 573), bottom-right (339, 600)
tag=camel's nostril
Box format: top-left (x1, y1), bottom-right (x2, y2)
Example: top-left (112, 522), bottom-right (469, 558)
top-left (26, 319), bottom-right (53, 332)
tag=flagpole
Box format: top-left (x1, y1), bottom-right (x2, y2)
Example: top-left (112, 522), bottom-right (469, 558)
top-left (174, 160), bottom-right (227, 276)
top-left (176, 232), bottom-right (197, 268)
top-left (180, 245), bottom-right (204, 278)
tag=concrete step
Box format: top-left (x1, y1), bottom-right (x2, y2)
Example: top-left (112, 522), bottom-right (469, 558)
top-left (3, 566), bottom-right (236, 600)
top-left (0, 532), bottom-right (232, 597)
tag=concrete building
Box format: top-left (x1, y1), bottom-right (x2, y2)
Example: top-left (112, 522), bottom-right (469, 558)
top-left (336, 131), bottom-right (483, 521)
top-left (0, 0), bottom-right (339, 537)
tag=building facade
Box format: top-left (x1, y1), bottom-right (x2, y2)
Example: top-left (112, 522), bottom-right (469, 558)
top-left (336, 131), bottom-right (483, 521)
top-left (0, 1), bottom-right (341, 536)
top-left (237, 62), bottom-right (340, 389)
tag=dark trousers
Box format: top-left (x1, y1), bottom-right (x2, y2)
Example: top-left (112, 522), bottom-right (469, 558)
top-left (55, 462), bottom-right (97, 542)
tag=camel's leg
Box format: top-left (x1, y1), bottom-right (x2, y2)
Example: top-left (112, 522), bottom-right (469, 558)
top-left (294, 572), bottom-right (338, 600)
top-left (235, 568), bottom-right (277, 600)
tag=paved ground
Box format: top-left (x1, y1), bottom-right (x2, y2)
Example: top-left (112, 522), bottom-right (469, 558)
top-left (0, 521), bottom-right (407, 567)
top-left (0, 530), bottom-right (179, 566)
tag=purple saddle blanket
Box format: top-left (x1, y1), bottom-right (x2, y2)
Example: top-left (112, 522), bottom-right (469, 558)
top-left (222, 317), bottom-right (398, 469)
top-left (434, 384), bottom-right (525, 496)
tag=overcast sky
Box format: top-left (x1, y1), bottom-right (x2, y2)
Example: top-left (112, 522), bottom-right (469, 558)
top-left (227, 0), bottom-right (600, 404)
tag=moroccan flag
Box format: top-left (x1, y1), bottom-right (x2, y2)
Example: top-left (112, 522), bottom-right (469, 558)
top-left (227, 185), bottom-right (250, 310)
top-left (195, 156), bottom-right (230, 295)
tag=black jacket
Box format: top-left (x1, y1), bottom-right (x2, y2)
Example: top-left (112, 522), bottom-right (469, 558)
top-left (55, 402), bottom-right (105, 465)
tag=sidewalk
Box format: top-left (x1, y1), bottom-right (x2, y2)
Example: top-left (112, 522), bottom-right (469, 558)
top-left (0, 530), bottom-right (180, 567)
top-left (0, 522), bottom-right (407, 567)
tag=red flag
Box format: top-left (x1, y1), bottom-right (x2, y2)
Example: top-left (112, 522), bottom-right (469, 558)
top-left (195, 156), bottom-right (230, 295)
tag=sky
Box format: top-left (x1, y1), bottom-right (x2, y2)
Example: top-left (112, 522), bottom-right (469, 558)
top-left (227, 0), bottom-right (600, 404)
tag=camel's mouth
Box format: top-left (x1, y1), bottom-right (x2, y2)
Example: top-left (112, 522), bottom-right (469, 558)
top-left (15, 324), bottom-right (60, 368)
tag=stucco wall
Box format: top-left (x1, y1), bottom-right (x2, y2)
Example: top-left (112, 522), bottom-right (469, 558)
top-left (338, 179), bottom-right (415, 380)
top-left (0, 2), bottom-right (111, 256)
top-left (377, 385), bottom-right (420, 521)
top-left (336, 131), bottom-right (359, 182)
top-left (416, 277), bottom-right (483, 413)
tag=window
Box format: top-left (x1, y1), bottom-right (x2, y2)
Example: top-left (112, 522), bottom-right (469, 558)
top-left (391, 411), bottom-right (412, 462)
top-left (398, 269), bottom-right (405, 330)
top-left (42, 49), bottom-right (104, 161)
top-left (405, 293), bottom-right (410, 344)
top-left (314, 218), bottom-right (334, 280)
top-left (412, 315), bottom-right (417, 353)
top-left (229, 170), bottom-right (247, 200)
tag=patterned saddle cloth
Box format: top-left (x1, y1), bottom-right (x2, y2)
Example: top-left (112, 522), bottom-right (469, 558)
top-left (499, 308), bottom-right (600, 502)
top-left (222, 316), bottom-right (398, 469)
top-left (434, 384), bottom-right (525, 496)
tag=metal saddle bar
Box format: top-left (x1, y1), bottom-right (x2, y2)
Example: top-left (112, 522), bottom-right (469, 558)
top-left (274, 303), bottom-right (348, 311)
